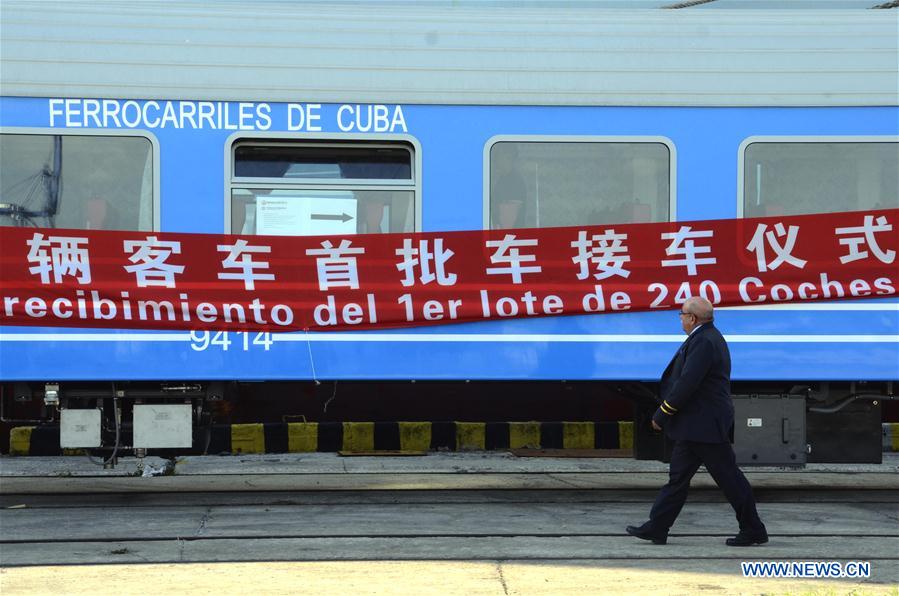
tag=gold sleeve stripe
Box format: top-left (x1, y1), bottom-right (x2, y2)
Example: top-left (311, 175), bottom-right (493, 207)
top-left (663, 400), bottom-right (678, 412)
top-left (660, 403), bottom-right (675, 415)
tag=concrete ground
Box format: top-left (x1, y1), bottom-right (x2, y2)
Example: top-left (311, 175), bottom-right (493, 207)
top-left (4, 560), bottom-right (898, 596)
top-left (2, 451), bottom-right (897, 492)
top-left (2, 453), bottom-right (897, 595)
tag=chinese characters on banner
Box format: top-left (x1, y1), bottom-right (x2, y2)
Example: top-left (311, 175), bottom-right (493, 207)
top-left (1, 209), bottom-right (897, 333)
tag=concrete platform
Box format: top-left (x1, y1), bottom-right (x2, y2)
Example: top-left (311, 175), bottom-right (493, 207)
top-left (2, 452), bottom-right (897, 494)
top-left (2, 458), bottom-right (896, 592)
top-left (3, 559), bottom-right (898, 596)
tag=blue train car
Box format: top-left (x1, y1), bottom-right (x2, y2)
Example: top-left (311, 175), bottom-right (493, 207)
top-left (2, 100), bottom-right (897, 382)
top-left (1, 1), bottom-right (896, 459)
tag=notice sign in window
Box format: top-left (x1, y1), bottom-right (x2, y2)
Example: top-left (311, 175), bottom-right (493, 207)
top-left (256, 195), bottom-right (357, 236)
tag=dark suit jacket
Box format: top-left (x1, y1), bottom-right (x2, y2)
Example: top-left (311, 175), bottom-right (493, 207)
top-left (652, 322), bottom-right (734, 444)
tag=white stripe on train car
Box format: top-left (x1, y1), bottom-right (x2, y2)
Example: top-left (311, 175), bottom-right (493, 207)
top-left (719, 303), bottom-right (899, 311)
top-left (281, 334), bottom-right (899, 343)
top-left (0, 333), bottom-right (188, 341)
top-left (1, 333), bottom-right (897, 343)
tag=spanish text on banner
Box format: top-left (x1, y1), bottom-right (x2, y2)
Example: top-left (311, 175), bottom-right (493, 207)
top-left (1, 210), bottom-right (896, 333)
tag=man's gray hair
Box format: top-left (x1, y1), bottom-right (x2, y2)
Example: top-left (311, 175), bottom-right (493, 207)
top-left (684, 296), bottom-right (714, 323)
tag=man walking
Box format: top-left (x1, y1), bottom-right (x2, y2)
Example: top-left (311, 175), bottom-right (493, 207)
top-left (626, 296), bottom-right (768, 546)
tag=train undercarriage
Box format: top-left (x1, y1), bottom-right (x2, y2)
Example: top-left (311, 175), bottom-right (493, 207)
top-left (1, 380), bottom-right (894, 465)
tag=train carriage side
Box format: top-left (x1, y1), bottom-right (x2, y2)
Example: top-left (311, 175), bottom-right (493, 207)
top-left (1, 2), bottom-right (896, 460)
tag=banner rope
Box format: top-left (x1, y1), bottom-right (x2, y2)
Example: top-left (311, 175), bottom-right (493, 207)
top-left (304, 328), bottom-right (320, 386)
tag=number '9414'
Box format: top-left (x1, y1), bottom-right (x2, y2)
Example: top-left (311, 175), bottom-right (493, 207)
top-left (190, 331), bottom-right (273, 351)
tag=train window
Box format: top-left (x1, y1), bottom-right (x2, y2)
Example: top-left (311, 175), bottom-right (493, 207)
top-left (742, 140), bottom-right (899, 217)
top-left (234, 145), bottom-right (412, 181)
top-left (486, 140), bottom-right (672, 229)
top-left (230, 141), bottom-right (415, 236)
top-left (0, 133), bottom-right (154, 230)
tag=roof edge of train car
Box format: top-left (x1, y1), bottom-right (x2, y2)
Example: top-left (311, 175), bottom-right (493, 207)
top-left (1, 1), bottom-right (897, 107)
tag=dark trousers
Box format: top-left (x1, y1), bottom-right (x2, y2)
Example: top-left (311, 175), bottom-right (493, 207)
top-left (648, 439), bottom-right (766, 535)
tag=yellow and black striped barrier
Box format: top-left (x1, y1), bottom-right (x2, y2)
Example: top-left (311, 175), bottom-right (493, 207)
top-left (884, 422), bottom-right (899, 453)
top-left (210, 420), bottom-right (636, 454)
top-left (10, 421), bottom-right (899, 456)
top-left (9, 421), bottom-right (635, 455)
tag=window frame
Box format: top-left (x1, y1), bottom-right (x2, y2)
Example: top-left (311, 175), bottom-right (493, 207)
top-left (736, 135), bottom-right (899, 219)
top-left (0, 126), bottom-right (161, 231)
top-left (225, 132), bottom-right (422, 234)
top-left (482, 135), bottom-right (677, 230)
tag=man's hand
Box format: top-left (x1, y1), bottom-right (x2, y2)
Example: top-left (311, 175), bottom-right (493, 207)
top-left (651, 420), bottom-right (662, 431)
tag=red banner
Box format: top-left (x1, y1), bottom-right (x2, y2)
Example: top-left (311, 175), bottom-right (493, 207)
top-left (1, 210), bottom-right (896, 332)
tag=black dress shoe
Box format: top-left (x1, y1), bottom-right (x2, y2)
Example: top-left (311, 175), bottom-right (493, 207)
top-left (726, 532), bottom-right (769, 547)
top-left (626, 525), bottom-right (667, 545)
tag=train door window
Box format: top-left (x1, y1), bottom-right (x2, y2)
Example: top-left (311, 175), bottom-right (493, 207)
top-left (740, 139), bottom-right (899, 217)
top-left (230, 141), bottom-right (416, 236)
top-left (486, 138), bottom-right (673, 229)
top-left (0, 132), bottom-right (155, 230)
